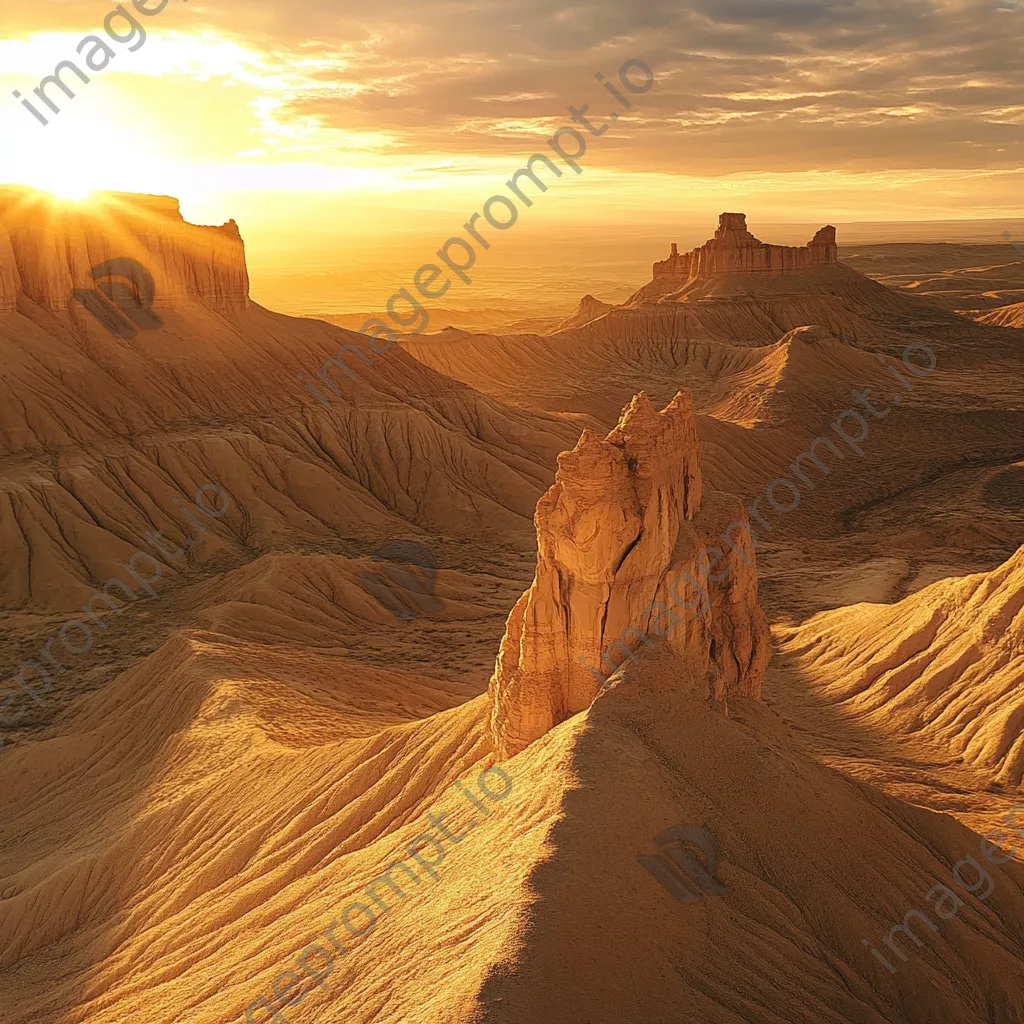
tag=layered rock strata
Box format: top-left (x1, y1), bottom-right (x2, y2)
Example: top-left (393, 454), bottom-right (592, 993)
top-left (653, 212), bottom-right (837, 281)
top-left (488, 392), bottom-right (770, 758)
top-left (0, 187), bottom-right (249, 314)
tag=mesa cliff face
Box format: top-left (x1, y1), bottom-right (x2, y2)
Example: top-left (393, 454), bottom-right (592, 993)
top-left (0, 187), bottom-right (249, 315)
top-left (653, 213), bottom-right (838, 283)
top-left (0, 187), bottom-right (578, 619)
top-left (488, 392), bottom-right (770, 758)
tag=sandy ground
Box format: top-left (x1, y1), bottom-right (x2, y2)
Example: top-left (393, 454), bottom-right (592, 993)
top-left (1, 207), bottom-right (1023, 1023)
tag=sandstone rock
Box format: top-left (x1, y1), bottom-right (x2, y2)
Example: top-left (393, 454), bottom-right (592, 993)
top-left (488, 391), bottom-right (770, 758)
top-left (651, 212), bottom-right (838, 283)
top-left (0, 187), bottom-right (248, 315)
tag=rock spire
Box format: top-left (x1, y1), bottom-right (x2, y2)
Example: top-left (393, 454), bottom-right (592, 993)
top-left (488, 392), bottom-right (770, 758)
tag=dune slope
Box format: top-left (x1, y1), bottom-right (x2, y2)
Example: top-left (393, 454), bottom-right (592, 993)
top-left (779, 546), bottom-right (1024, 785)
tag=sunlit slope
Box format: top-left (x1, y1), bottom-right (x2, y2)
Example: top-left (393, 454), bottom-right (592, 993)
top-left (0, 545), bottom-right (528, 1024)
top-left (0, 644), bottom-right (506, 1024)
top-left (4, 620), bottom-right (1022, 1023)
top-left (0, 192), bottom-right (582, 620)
top-left (977, 301), bottom-right (1024, 327)
top-left (474, 647), bottom-right (1024, 1024)
top-left (779, 546), bottom-right (1024, 785)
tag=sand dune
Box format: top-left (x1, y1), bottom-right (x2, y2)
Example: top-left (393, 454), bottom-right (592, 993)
top-left (779, 546), bottom-right (1024, 784)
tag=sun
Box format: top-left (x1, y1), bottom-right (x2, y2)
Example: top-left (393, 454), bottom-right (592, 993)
top-left (13, 155), bottom-right (101, 204)
top-left (42, 181), bottom-right (93, 202)
top-left (4, 104), bottom-right (151, 204)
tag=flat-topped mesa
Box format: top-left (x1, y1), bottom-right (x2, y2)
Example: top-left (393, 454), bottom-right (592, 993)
top-left (0, 187), bottom-right (249, 315)
top-left (654, 213), bottom-right (837, 281)
top-left (488, 391), bottom-right (770, 759)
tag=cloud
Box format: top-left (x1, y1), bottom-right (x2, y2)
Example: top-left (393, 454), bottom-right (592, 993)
top-left (5, 0), bottom-right (1022, 176)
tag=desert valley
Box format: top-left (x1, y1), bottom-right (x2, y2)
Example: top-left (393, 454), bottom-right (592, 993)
top-left (3, 7), bottom-right (1024, 1024)
top-left (0, 186), bottom-right (1021, 1024)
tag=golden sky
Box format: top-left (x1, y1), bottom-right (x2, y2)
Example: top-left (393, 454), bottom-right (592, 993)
top-left (2, 0), bottom-right (1023, 311)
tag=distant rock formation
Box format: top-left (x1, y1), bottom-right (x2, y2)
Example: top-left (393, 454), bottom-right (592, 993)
top-left (653, 213), bottom-right (837, 282)
top-left (0, 187), bottom-right (249, 315)
top-left (488, 392), bottom-right (770, 758)
top-left (557, 293), bottom-right (614, 331)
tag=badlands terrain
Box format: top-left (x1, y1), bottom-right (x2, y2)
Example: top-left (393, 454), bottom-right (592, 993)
top-left (0, 193), bottom-right (1022, 1023)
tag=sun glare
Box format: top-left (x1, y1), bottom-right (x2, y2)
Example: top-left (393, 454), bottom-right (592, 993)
top-left (43, 182), bottom-right (93, 202)
top-left (24, 164), bottom-right (96, 201)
